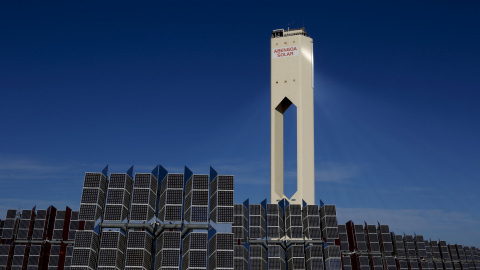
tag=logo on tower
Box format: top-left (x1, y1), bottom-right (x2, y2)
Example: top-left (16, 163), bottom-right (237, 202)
top-left (272, 46), bottom-right (299, 58)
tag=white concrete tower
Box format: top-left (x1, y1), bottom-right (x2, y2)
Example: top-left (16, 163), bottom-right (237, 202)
top-left (271, 28), bottom-right (315, 205)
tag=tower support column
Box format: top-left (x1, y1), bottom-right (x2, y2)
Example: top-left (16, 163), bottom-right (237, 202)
top-left (270, 28), bottom-right (315, 205)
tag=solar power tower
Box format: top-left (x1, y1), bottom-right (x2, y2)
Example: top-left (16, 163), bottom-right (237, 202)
top-left (158, 173), bottom-right (184, 222)
top-left (79, 166), bottom-right (108, 230)
top-left (130, 170), bottom-right (158, 222)
top-left (97, 230), bottom-right (126, 270)
top-left (270, 28), bottom-right (315, 205)
top-left (155, 231), bottom-right (181, 270)
top-left (209, 167), bottom-right (234, 223)
top-left (208, 231), bottom-right (234, 270)
top-left (125, 230), bottom-right (153, 270)
top-left (182, 232), bottom-right (208, 270)
top-left (184, 167), bottom-right (209, 223)
top-left (104, 166), bottom-right (133, 222)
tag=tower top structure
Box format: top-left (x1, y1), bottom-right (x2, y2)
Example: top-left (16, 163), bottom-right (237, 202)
top-left (271, 27), bottom-right (308, 38)
top-left (270, 27), bottom-right (315, 205)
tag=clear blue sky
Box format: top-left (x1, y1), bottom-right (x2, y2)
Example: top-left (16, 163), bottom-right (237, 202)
top-left (1, 1), bottom-right (479, 246)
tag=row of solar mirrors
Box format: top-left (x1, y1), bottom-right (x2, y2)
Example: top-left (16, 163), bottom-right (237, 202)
top-left (0, 207), bottom-right (232, 270)
top-left (0, 164), bottom-right (479, 270)
top-left (231, 202), bottom-right (480, 270)
top-left (78, 165), bottom-right (234, 230)
top-left (1, 203), bottom-right (479, 270)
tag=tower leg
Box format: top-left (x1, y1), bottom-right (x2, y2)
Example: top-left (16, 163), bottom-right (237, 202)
top-left (271, 105), bottom-right (284, 203)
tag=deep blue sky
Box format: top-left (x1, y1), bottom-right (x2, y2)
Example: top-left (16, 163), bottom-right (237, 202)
top-left (1, 1), bottom-right (479, 246)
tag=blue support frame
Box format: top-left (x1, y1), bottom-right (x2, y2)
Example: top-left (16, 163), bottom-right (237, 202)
top-left (184, 166), bottom-right (193, 186)
top-left (278, 198), bottom-right (289, 212)
top-left (261, 199), bottom-right (267, 239)
top-left (209, 166), bottom-right (218, 183)
top-left (152, 164), bottom-right (168, 181)
top-left (152, 165), bottom-right (168, 219)
top-left (208, 227), bottom-right (217, 240)
top-left (183, 166), bottom-right (193, 221)
top-left (101, 165), bottom-right (109, 177)
top-left (127, 165), bottom-right (134, 179)
top-left (243, 199), bottom-right (250, 236)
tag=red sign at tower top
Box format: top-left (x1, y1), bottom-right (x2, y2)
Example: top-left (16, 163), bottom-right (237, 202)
top-left (272, 46), bottom-right (299, 58)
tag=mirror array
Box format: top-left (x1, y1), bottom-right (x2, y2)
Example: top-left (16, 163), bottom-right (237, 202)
top-left (0, 165), bottom-right (478, 270)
